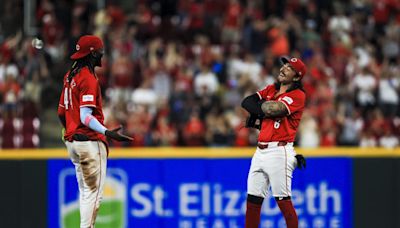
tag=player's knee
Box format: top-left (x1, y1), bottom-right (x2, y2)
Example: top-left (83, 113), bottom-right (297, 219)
top-left (247, 194), bottom-right (264, 205)
top-left (274, 196), bottom-right (291, 201)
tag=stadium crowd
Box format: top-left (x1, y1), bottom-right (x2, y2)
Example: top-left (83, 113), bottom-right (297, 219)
top-left (0, 0), bottom-right (399, 148)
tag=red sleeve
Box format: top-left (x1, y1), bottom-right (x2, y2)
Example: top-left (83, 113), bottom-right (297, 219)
top-left (278, 90), bottom-right (306, 115)
top-left (78, 73), bottom-right (98, 108)
top-left (256, 85), bottom-right (274, 100)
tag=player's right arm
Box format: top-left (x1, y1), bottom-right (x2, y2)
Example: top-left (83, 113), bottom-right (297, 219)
top-left (260, 101), bottom-right (288, 118)
top-left (242, 86), bottom-right (305, 119)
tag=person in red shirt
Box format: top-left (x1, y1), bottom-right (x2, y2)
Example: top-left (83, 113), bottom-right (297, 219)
top-left (241, 57), bottom-right (307, 228)
top-left (57, 35), bottom-right (132, 228)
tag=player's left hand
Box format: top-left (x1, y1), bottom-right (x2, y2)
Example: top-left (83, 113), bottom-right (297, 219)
top-left (245, 114), bottom-right (262, 130)
top-left (245, 114), bottom-right (257, 128)
top-left (295, 154), bottom-right (306, 169)
top-left (105, 126), bottom-right (134, 142)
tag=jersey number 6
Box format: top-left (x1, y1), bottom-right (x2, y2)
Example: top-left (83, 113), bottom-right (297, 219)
top-left (274, 120), bottom-right (281, 129)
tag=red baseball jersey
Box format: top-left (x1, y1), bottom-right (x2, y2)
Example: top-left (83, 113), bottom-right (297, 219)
top-left (58, 67), bottom-right (107, 143)
top-left (256, 84), bottom-right (306, 142)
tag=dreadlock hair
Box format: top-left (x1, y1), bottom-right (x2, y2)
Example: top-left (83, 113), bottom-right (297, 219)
top-left (274, 80), bottom-right (305, 92)
top-left (67, 54), bottom-right (96, 83)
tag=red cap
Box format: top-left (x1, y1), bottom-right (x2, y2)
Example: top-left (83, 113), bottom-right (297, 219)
top-left (281, 57), bottom-right (307, 78)
top-left (70, 35), bottom-right (103, 60)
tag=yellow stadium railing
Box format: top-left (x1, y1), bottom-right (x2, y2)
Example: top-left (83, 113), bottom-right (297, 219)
top-left (0, 147), bottom-right (400, 159)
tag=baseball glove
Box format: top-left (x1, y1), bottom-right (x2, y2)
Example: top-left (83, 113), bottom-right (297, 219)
top-left (295, 154), bottom-right (306, 169)
top-left (245, 114), bottom-right (262, 130)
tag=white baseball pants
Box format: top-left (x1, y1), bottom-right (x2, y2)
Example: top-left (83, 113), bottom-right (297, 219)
top-left (247, 142), bottom-right (297, 198)
top-left (65, 140), bottom-right (107, 228)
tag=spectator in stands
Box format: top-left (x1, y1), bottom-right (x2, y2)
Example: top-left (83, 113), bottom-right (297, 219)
top-left (125, 106), bottom-right (151, 147)
top-left (152, 63), bottom-right (172, 101)
top-left (379, 127), bottom-right (399, 149)
top-left (110, 53), bottom-right (134, 102)
top-left (183, 111), bottom-right (205, 146)
top-left (205, 112), bottom-right (233, 147)
top-left (221, 0), bottom-right (242, 43)
top-left (131, 77), bottom-right (158, 111)
top-left (194, 63), bottom-right (219, 96)
top-left (298, 111), bottom-right (319, 148)
top-left (151, 114), bottom-right (177, 146)
top-left (1, 74), bottom-right (20, 118)
top-left (352, 67), bottom-right (377, 117)
top-left (338, 109), bottom-right (364, 146)
top-left (378, 64), bottom-right (399, 118)
top-left (360, 130), bottom-right (378, 147)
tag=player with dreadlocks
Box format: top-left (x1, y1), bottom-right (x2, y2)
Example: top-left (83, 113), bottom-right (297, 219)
top-left (57, 35), bottom-right (133, 228)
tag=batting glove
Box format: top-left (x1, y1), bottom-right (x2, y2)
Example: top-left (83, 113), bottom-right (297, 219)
top-left (295, 154), bottom-right (306, 169)
top-left (61, 128), bottom-right (66, 143)
top-left (105, 126), bottom-right (134, 142)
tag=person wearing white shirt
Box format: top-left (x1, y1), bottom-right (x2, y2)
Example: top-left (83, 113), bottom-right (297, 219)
top-left (352, 67), bottom-right (377, 116)
top-left (194, 65), bottom-right (219, 96)
top-left (379, 68), bottom-right (399, 117)
top-left (379, 128), bottom-right (399, 149)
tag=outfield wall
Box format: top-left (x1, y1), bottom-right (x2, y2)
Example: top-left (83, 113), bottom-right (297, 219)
top-left (0, 148), bottom-right (399, 228)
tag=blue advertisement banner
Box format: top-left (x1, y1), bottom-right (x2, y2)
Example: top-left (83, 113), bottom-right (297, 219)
top-left (48, 158), bottom-right (352, 228)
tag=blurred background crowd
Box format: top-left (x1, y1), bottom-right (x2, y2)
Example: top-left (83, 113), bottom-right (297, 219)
top-left (0, 0), bottom-right (399, 148)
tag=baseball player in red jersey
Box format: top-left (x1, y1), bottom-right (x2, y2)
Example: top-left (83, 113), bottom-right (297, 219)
top-left (57, 35), bottom-right (133, 228)
top-left (241, 57), bottom-right (307, 228)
